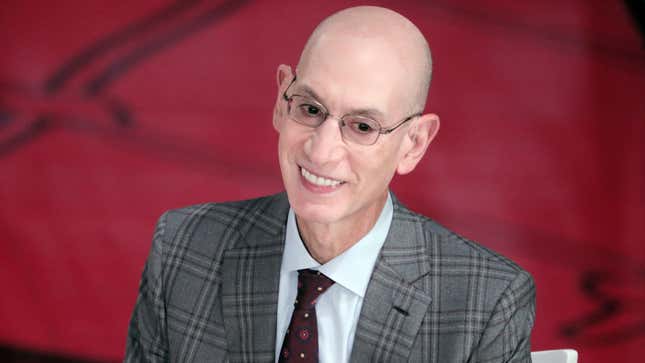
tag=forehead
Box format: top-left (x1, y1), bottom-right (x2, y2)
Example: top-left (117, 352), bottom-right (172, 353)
top-left (296, 34), bottom-right (414, 118)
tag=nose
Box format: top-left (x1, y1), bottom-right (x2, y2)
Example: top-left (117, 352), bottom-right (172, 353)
top-left (303, 115), bottom-right (346, 165)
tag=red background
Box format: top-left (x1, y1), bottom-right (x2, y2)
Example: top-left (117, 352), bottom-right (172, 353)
top-left (1, 0), bottom-right (644, 361)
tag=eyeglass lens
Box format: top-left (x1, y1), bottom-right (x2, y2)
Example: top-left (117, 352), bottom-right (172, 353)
top-left (288, 96), bottom-right (381, 145)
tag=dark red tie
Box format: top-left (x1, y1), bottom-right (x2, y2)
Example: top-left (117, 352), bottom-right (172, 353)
top-left (278, 269), bottom-right (335, 362)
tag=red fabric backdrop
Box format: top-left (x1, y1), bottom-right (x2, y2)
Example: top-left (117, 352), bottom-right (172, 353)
top-left (1, 0), bottom-right (644, 361)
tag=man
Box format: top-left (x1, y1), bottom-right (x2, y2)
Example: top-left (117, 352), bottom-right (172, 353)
top-left (125, 6), bottom-right (535, 363)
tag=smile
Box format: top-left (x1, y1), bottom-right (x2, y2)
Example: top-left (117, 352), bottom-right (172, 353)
top-left (300, 167), bottom-right (344, 187)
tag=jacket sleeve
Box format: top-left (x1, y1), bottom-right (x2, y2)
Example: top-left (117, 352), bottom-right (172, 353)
top-left (472, 270), bottom-right (536, 363)
top-left (125, 212), bottom-right (170, 363)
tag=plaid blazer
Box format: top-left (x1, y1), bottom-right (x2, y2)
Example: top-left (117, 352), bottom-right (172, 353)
top-left (125, 192), bottom-right (535, 362)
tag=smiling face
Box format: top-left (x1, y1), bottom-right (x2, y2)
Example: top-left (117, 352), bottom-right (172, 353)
top-left (274, 44), bottom-right (411, 227)
top-left (273, 6), bottom-right (438, 231)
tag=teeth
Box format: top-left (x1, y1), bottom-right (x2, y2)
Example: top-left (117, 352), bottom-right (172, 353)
top-left (301, 167), bottom-right (342, 187)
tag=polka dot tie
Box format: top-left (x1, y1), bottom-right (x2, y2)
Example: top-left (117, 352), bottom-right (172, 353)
top-left (278, 269), bottom-right (335, 362)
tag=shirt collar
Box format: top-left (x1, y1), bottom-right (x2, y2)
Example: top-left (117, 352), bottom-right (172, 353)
top-left (282, 193), bottom-right (393, 298)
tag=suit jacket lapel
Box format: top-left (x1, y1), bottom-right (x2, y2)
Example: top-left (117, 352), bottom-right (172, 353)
top-left (350, 196), bottom-right (433, 363)
top-left (220, 194), bottom-right (290, 363)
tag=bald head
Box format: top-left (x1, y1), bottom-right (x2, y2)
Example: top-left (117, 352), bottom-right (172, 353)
top-left (297, 6), bottom-right (432, 112)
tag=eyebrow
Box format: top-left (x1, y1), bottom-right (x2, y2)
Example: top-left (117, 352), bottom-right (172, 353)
top-left (295, 83), bottom-right (387, 121)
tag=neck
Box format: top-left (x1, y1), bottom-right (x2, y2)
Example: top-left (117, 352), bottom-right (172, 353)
top-left (295, 192), bottom-right (388, 264)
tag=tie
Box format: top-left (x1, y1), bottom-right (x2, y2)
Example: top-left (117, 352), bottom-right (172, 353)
top-left (278, 269), bottom-right (335, 362)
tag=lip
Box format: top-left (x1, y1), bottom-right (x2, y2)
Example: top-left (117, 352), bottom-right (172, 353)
top-left (298, 165), bottom-right (345, 194)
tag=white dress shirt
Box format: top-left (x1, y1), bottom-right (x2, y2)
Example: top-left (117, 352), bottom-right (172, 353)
top-left (275, 194), bottom-right (393, 363)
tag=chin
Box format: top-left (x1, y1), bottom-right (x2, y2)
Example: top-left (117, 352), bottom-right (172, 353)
top-left (288, 193), bottom-right (346, 225)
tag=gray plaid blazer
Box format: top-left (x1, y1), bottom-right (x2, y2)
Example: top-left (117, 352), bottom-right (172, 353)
top-left (125, 192), bottom-right (535, 362)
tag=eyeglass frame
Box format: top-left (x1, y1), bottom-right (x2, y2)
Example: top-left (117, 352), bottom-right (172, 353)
top-left (281, 75), bottom-right (422, 145)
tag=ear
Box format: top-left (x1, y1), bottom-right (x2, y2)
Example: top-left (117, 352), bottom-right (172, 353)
top-left (396, 113), bottom-right (440, 175)
top-left (273, 64), bottom-right (294, 132)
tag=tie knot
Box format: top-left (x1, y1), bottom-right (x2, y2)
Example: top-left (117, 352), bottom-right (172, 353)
top-left (294, 269), bottom-right (334, 310)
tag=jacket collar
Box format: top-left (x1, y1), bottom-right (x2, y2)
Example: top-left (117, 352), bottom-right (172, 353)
top-left (349, 194), bottom-right (433, 362)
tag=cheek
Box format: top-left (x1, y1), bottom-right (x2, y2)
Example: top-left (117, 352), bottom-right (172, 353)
top-left (278, 126), bottom-right (295, 155)
top-left (351, 147), bottom-right (400, 187)
top-left (278, 127), bottom-right (307, 167)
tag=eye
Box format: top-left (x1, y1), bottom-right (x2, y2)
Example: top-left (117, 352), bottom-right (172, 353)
top-left (348, 120), bottom-right (377, 134)
top-left (298, 104), bottom-right (322, 118)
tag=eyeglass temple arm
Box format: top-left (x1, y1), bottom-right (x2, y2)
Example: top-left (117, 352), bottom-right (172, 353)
top-left (379, 113), bottom-right (422, 134)
top-left (282, 76), bottom-right (298, 101)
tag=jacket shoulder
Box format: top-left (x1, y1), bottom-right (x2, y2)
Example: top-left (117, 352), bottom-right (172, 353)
top-left (394, 199), bottom-right (532, 282)
top-left (158, 192), bottom-right (289, 254)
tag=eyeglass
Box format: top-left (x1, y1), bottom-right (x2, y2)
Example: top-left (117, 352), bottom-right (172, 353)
top-left (282, 76), bottom-right (421, 146)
